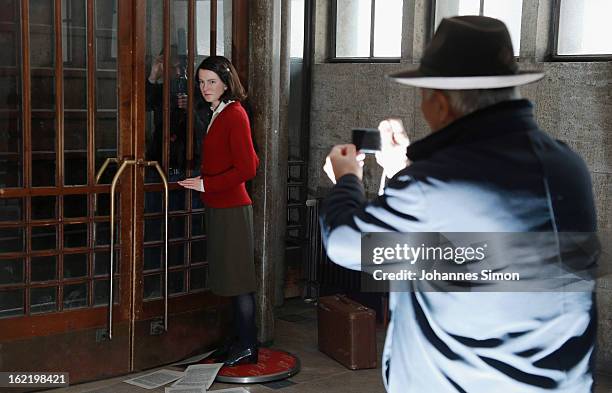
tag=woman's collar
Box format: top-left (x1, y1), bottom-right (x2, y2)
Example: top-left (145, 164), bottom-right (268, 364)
top-left (211, 100), bottom-right (235, 114)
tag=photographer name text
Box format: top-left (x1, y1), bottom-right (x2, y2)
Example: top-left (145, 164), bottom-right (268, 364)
top-left (372, 269), bottom-right (520, 281)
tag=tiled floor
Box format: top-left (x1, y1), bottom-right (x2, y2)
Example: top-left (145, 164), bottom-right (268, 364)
top-left (49, 298), bottom-right (612, 393)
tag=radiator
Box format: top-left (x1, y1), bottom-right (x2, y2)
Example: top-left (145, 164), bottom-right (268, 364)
top-left (304, 199), bottom-right (361, 302)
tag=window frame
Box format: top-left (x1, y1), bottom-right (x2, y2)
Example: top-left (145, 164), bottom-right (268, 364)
top-left (429, 0), bottom-right (486, 39)
top-left (549, 0), bottom-right (612, 62)
top-left (429, 0), bottom-right (522, 59)
top-left (328, 0), bottom-right (401, 63)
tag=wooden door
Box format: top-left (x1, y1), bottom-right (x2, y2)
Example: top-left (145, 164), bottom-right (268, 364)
top-left (129, 0), bottom-right (251, 371)
top-left (0, 0), bottom-right (133, 383)
top-left (0, 0), bottom-right (249, 383)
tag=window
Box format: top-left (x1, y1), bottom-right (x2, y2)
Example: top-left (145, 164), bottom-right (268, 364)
top-left (554, 0), bottom-right (612, 58)
top-left (195, 0), bottom-right (232, 58)
top-left (434, 0), bottom-right (523, 56)
top-left (290, 0), bottom-right (305, 58)
top-left (331, 0), bottom-right (403, 61)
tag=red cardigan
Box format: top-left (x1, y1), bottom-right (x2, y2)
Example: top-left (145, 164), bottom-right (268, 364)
top-left (200, 102), bottom-right (259, 208)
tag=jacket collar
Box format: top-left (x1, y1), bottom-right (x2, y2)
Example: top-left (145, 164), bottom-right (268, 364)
top-left (406, 99), bottom-right (538, 162)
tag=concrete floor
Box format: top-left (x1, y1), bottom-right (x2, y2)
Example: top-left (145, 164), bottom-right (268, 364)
top-left (49, 298), bottom-right (612, 393)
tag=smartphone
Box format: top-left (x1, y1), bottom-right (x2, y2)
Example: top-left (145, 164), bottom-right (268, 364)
top-left (352, 128), bottom-right (381, 154)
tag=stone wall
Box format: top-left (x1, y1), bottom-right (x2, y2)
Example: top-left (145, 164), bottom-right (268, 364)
top-left (307, 0), bottom-right (612, 373)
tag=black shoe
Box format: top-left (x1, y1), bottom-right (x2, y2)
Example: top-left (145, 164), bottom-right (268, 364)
top-left (224, 346), bottom-right (259, 367)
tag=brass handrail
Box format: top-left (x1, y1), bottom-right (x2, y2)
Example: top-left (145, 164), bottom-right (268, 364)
top-left (96, 158), bottom-right (169, 339)
top-left (93, 157), bottom-right (121, 215)
top-left (95, 157), bottom-right (120, 185)
top-left (140, 160), bottom-right (169, 332)
top-left (107, 159), bottom-right (137, 339)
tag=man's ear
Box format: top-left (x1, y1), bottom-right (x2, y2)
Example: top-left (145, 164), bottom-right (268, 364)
top-left (434, 90), bottom-right (450, 121)
top-left (435, 90), bottom-right (459, 126)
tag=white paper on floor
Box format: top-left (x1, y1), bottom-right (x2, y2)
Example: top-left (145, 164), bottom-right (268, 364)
top-left (123, 369), bottom-right (184, 389)
top-left (164, 387), bottom-right (206, 393)
top-left (170, 350), bottom-right (216, 366)
top-left (172, 363), bottom-right (224, 389)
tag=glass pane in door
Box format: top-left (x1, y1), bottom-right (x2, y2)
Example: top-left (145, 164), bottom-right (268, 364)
top-left (63, 0), bottom-right (88, 185)
top-left (95, 0), bottom-right (118, 184)
top-left (217, 0), bottom-right (232, 58)
top-left (30, 0), bottom-right (57, 187)
top-left (144, 0), bottom-right (163, 184)
top-left (0, 0), bottom-right (23, 188)
top-left (168, 0), bottom-right (188, 181)
top-left (196, 0), bottom-right (211, 59)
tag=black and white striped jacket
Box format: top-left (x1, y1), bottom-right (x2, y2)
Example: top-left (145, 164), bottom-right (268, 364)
top-left (320, 100), bottom-right (598, 392)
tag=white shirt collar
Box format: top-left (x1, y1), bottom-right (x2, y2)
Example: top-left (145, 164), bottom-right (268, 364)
top-left (206, 100), bottom-right (235, 133)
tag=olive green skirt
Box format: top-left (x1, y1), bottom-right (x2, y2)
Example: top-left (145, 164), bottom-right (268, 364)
top-left (205, 204), bottom-right (257, 296)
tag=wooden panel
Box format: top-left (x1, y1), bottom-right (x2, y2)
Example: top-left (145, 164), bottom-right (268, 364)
top-left (139, 290), bottom-right (228, 319)
top-left (132, 0), bottom-right (147, 339)
top-left (232, 0), bottom-right (249, 86)
top-left (133, 303), bottom-right (231, 370)
top-left (0, 321), bottom-right (130, 384)
top-left (0, 306), bottom-right (112, 341)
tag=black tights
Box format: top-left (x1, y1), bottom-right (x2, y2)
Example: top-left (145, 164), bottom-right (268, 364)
top-left (232, 292), bottom-right (257, 348)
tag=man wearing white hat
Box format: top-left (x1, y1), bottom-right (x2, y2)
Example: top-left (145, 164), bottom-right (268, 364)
top-left (320, 16), bottom-right (598, 392)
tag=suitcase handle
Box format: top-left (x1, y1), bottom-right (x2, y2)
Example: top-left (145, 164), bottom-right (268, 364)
top-left (335, 295), bottom-right (369, 311)
top-left (335, 294), bottom-right (349, 304)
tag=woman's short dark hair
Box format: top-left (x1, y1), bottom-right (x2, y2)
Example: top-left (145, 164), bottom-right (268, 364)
top-left (196, 56), bottom-right (247, 102)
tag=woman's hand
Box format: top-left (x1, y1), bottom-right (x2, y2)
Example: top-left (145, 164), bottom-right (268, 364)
top-left (178, 176), bottom-right (204, 192)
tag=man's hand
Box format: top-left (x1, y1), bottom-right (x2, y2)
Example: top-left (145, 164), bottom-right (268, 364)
top-left (177, 93), bottom-right (188, 109)
top-left (148, 55), bottom-right (164, 83)
top-left (178, 176), bottom-right (204, 192)
top-left (323, 144), bottom-right (364, 184)
top-left (375, 118), bottom-right (410, 178)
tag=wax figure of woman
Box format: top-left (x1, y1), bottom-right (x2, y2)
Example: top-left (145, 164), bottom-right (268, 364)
top-left (178, 56), bottom-right (259, 366)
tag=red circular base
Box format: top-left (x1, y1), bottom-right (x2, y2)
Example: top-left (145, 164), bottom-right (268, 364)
top-left (202, 348), bottom-right (300, 384)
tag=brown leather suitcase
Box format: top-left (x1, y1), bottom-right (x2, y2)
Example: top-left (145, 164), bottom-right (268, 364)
top-left (317, 294), bottom-right (377, 370)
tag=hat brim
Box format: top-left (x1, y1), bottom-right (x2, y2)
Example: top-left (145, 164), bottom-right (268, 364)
top-left (388, 69), bottom-right (545, 90)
